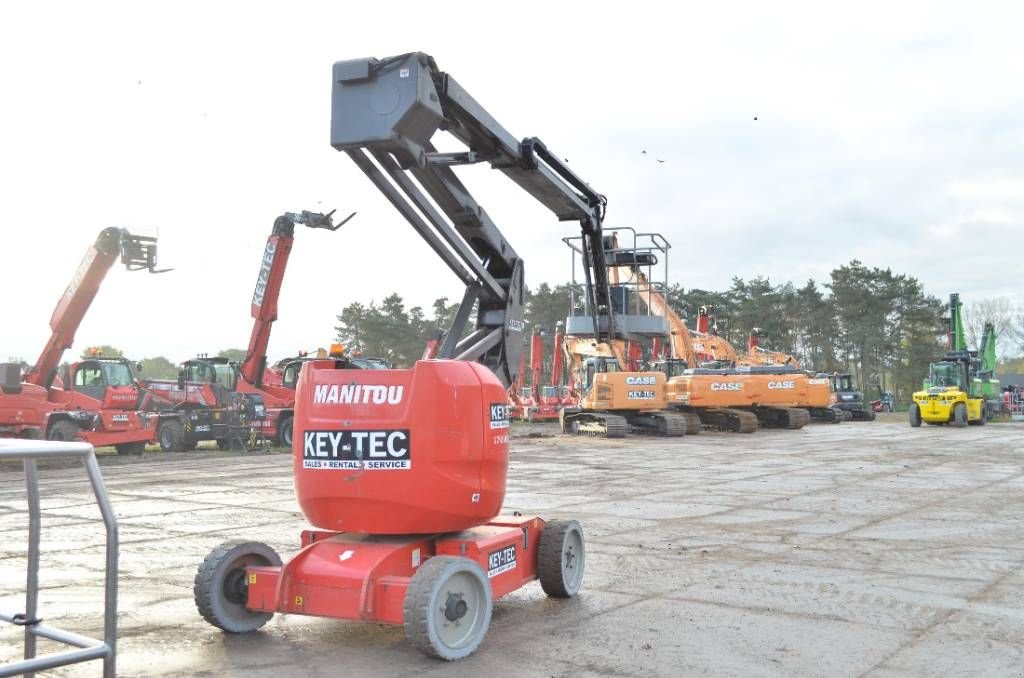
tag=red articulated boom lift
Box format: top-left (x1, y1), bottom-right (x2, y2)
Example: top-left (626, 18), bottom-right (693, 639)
top-left (194, 51), bottom-right (598, 660)
top-left (0, 228), bottom-right (169, 453)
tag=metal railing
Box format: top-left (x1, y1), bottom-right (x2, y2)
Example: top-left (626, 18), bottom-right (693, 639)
top-left (0, 439), bottom-right (118, 678)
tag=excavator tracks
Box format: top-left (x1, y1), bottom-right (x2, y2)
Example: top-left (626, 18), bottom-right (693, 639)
top-left (681, 411), bottom-right (703, 434)
top-left (783, 407), bottom-right (811, 429)
top-left (698, 408), bottom-right (758, 433)
top-left (561, 410), bottom-right (629, 438)
top-left (754, 406), bottom-right (810, 430)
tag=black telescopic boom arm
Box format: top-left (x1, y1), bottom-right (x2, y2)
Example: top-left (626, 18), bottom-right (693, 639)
top-left (330, 51), bottom-right (612, 386)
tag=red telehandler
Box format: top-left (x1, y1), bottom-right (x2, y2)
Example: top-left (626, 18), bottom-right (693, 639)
top-left (235, 210), bottom-right (352, 446)
top-left (0, 227), bottom-right (169, 453)
top-left (145, 210), bottom-right (354, 450)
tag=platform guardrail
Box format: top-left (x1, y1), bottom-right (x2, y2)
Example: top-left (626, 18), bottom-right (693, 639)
top-left (0, 439), bottom-right (118, 678)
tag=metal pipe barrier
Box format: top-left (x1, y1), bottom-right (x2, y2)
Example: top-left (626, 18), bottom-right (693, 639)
top-left (0, 439), bottom-right (117, 678)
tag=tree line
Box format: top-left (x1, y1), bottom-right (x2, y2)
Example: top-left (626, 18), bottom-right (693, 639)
top-left (333, 260), bottom-right (1024, 404)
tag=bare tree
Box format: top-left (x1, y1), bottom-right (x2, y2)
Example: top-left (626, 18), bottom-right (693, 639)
top-left (962, 297), bottom-right (1020, 360)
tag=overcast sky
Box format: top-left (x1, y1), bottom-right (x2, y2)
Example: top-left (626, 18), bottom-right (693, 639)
top-left (2, 1), bottom-right (1021, 365)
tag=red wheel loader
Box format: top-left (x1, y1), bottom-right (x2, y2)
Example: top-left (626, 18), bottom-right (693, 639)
top-left (194, 51), bottom-right (607, 659)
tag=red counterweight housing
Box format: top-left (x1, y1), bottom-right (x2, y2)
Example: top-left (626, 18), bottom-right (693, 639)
top-left (293, 359), bottom-right (511, 534)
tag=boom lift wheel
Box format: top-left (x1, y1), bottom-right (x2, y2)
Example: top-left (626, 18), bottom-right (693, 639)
top-left (908, 404), bottom-right (922, 428)
top-left (47, 420), bottom-right (79, 442)
top-left (195, 540), bottom-right (282, 633)
top-left (537, 519), bottom-right (586, 598)
top-left (403, 556), bottom-right (493, 660)
top-left (953, 403), bottom-right (968, 427)
top-left (158, 419), bottom-right (186, 452)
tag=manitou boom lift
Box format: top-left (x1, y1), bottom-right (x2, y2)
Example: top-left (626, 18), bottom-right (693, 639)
top-left (0, 228), bottom-right (168, 452)
top-left (194, 51), bottom-right (593, 660)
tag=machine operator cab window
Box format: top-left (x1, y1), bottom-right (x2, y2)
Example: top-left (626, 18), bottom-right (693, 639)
top-left (72, 360), bottom-right (134, 399)
top-left (581, 357), bottom-right (619, 394)
top-left (929, 363), bottom-right (963, 389)
top-left (186, 361), bottom-right (238, 390)
top-left (833, 374), bottom-right (853, 392)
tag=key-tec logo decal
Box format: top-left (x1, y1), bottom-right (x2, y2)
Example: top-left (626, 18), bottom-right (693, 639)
top-left (490, 403), bottom-right (510, 430)
top-left (302, 429), bottom-right (410, 470)
top-left (487, 544), bottom-right (517, 577)
top-left (252, 241), bottom-right (277, 308)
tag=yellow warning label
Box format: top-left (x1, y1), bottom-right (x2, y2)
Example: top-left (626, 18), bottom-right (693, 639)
top-left (248, 574), bottom-right (257, 584)
top-left (294, 595), bottom-right (304, 606)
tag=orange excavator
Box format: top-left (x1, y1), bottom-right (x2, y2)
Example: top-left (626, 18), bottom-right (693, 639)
top-left (558, 232), bottom-right (690, 437)
top-left (611, 252), bottom-right (811, 431)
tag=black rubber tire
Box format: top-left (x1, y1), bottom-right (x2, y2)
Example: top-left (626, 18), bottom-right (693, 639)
top-left (953, 403), bottom-right (968, 428)
top-left (909, 404), bottom-right (922, 428)
top-left (194, 540), bottom-right (282, 633)
top-left (537, 519), bottom-right (585, 598)
top-left (19, 428), bottom-right (43, 440)
top-left (403, 556), bottom-right (492, 660)
top-left (276, 415), bottom-right (293, 448)
top-left (864, 409), bottom-right (876, 422)
top-left (115, 441), bottom-right (146, 455)
top-left (47, 420), bottom-right (80, 442)
top-left (977, 406), bottom-right (987, 426)
top-left (216, 439), bottom-right (230, 451)
top-left (158, 419), bottom-right (186, 452)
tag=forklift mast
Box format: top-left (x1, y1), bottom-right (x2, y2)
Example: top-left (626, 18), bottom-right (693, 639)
top-left (948, 293), bottom-right (966, 352)
top-left (239, 211), bottom-right (351, 388)
top-left (331, 51), bottom-right (610, 386)
top-left (25, 228), bottom-right (166, 389)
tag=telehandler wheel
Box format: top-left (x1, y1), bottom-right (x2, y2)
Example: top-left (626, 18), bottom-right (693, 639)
top-left (537, 519), bottom-right (585, 598)
top-left (909, 404), bottom-right (922, 428)
top-left (404, 556), bottom-right (492, 661)
top-left (276, 415), bottom-right (294, 448)
top-left (864, 409), bottom-right (876, 422)
top-left (158, 420), bottom-right (186, 452)
top-left (194, 540), bottom-right (282, 633)
top-left (953, 403), bottom-right (968, 428)
top-left (115, 441), bottom-right (146, 455)
top-left (47, 420), bottom-right (80, 442)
